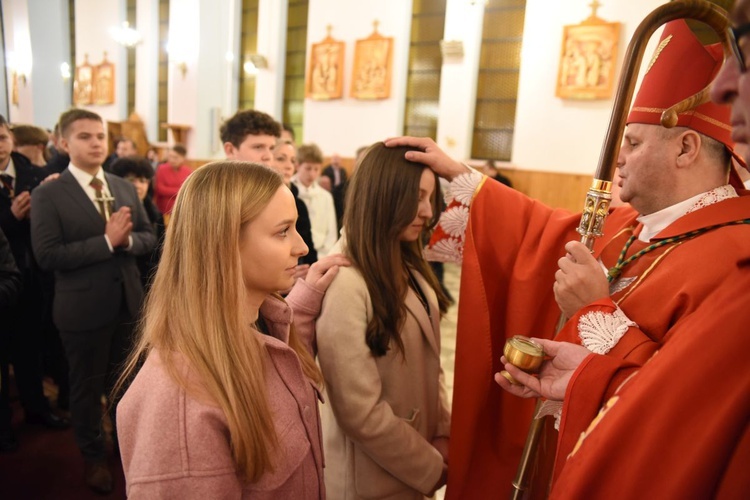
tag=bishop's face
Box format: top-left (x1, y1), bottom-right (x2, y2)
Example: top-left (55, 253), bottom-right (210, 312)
top-left (616, 123), bottom-right (678, 215)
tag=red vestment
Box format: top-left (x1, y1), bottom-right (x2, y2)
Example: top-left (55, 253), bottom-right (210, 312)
top-left (444, 178), bottom-right (750, 499)
top-left (551, 258), bottom-right (750, 499)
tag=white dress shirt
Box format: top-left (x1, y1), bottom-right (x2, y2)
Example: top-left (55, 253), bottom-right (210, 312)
top-left (292, 179), bottom-right (339, 257)
top-left (636, 185), bottom-right (738, 242)
top-left (68, 163), bottom-right (132, 251)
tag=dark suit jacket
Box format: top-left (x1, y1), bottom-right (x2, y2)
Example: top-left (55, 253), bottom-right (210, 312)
top-left (0, 152), bottom-right (49, 275)
top-left (0, 228), bottom-right (20, 310)
top-left (289, 183), bottom-right (317, 265)
top-left (30, 169), bottom-right (156, 332)
top-left (322, 165), bottom-right (348, 188)
top-left (44, 150), bottom-right (70, 175)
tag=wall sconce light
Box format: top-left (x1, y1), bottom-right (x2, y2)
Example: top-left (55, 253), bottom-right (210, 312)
top-left (109, 21), bottom-right (143, 48)
top-left (165, 39), bottom-right (192, 80)
top-left (6, 51), bottom-right (31, 86)
top-left (60, 62), bottom-right (71, 80)
top-left (242, 54), bottom-right (268, 75)
top-left (175, 61), bottom-right (188, 78)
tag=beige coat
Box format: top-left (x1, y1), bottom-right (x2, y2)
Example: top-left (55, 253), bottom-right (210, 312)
top-left (317, 265), bottom-right (451, 499)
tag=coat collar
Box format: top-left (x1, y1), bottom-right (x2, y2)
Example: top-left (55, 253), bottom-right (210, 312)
top-left (404, 269), bottom-right (441, 358)
top-left (258, 294), bottom-right (293, 344)
top-left (651, 192), bottom-right (750, 240)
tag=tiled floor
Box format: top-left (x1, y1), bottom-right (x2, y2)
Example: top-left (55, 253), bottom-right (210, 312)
top-left (435, 262), bottom-right (461, 500)
top-left (438, 262), bottom-right (460, 401)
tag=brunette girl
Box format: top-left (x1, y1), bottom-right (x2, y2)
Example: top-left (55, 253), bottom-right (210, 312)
top-left (316, 143), bottom-right (451, 499)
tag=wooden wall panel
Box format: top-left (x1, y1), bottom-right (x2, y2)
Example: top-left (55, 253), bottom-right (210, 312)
top-left (495, 167), bottom-right (592, 212)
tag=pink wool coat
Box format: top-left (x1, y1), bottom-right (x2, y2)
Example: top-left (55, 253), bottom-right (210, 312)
top-left (117, 280), bottom-right (326, 499)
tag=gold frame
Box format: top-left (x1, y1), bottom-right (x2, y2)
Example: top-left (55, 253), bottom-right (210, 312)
top-left (306, 29), bottom-right (345, 100)
top-left (93, 52), bottom-right (115, 105)
top-left (73, 54), bottom-right (94, 105)
top-left (351, 22), bottom-right (393, 100)
top-left (556, 17), bottom-right (621, 100)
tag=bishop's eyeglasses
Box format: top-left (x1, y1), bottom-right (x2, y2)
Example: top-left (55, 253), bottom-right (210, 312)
top-left (729, 22), bottom-right (750, 73)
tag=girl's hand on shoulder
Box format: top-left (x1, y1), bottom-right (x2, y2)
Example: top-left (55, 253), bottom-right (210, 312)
top-left (292, 264), bottom-right (310, 281)
top-left (304, 254), bottom-right (351, 292)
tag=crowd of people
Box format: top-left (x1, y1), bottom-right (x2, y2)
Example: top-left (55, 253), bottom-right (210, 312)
top-left (1, 6), bottom-right (749, 500)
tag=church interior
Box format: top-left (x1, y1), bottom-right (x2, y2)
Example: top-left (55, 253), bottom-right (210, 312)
top-left (0, 0), bottom-right (741, 498)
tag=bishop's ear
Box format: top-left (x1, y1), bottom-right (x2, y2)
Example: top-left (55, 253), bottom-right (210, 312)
top-left (675, 129), bottom-right (701, 167)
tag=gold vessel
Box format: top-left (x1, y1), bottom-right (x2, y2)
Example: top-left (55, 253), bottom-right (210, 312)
top-left (500, 336), bottom-right (545, 385)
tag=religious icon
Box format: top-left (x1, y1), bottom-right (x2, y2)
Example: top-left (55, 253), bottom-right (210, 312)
top-left (74, 54), bottom-right (94, 105)
top-left (556, 1), bottom-right (620, 100)
top-left (93, 52), bottom-right (115, 105)
top-left (351, 20), bottom-right (393, 100)
top-left (306, 26), bottom-right (345, 100)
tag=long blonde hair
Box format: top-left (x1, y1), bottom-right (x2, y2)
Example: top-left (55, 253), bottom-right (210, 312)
top-left (116, 161), bottom-right (322, 482)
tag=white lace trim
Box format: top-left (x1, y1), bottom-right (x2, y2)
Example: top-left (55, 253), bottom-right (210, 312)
top-left (448, 168), bottom-right (483, 206)
top-left (685, 185), bottom-right (737, 214)
top-left (536, 400), bottom-right (564, 430)
top-left (424, 237), bottom-right (463, 263)
top-left (578, 307), bottom-right (637, 355)
top-left (440, 205), bottom-right (469, 238)
top-left (429, 169), bottom-right (484, 264)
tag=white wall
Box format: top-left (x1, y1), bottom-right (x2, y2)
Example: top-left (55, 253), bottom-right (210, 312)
top-left (135, 0), bottom-right (160, 142)
top-left (3, 0), bottom-right (34, 123)
top-left (511, 0), bottom-right (665, 174)
top-left (436, 0), bottom-right (485, 161)
top-left (74, 0), bottom-right (128, 123)
top-left (27, 0), bottom-right (71, 128)
top-left (167, 0), bottom-right (239, 158)
top-left (254, 0), bottom-right (287, 119)
top-left (303, 0), bottom-right (413, 156)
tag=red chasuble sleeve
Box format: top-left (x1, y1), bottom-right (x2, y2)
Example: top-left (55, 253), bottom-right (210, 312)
top-left (446, 178), bottom-right (584, 499)
top-left (551, 261), bottom-right (750, 499)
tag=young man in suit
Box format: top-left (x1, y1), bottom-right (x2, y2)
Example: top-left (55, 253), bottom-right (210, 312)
top-left (0, 115), bottom-right (68, 453)
top-left (321, 153), bottom-right (348, 189)
top-left (31, 109), bottom-right (156, 494)
top-left (221, 109), bottom-right (317, 267)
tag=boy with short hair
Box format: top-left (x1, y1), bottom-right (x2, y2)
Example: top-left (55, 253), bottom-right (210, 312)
top-left (220, 109), bottom-right (280, 165)
top-left (293, 144), bottom-right (338, 257)
top-left (220, 110), bottom-right (317, 265)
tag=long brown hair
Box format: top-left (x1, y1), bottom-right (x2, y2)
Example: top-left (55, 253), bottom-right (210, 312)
top-left (343, 142), bottom-right (449, 357)
top-left (115, 161), bottom-right (322, 482)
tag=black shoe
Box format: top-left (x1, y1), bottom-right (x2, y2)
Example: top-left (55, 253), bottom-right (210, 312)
top-left (25, 410), bottom-right (71, 430)
top-left (0, 429), bottom-right (18, 453)
top-left (85, 460), bottom-right (114, 495)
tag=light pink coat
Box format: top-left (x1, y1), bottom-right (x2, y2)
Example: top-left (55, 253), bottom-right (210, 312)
top-left (117, 281), bottom-right (326, 499)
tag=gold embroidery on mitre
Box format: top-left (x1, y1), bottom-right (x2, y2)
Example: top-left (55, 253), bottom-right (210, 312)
top-left (628, 108), bottom-right (733, 132)
top-left (645, 34), bottom-right (672, 75)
